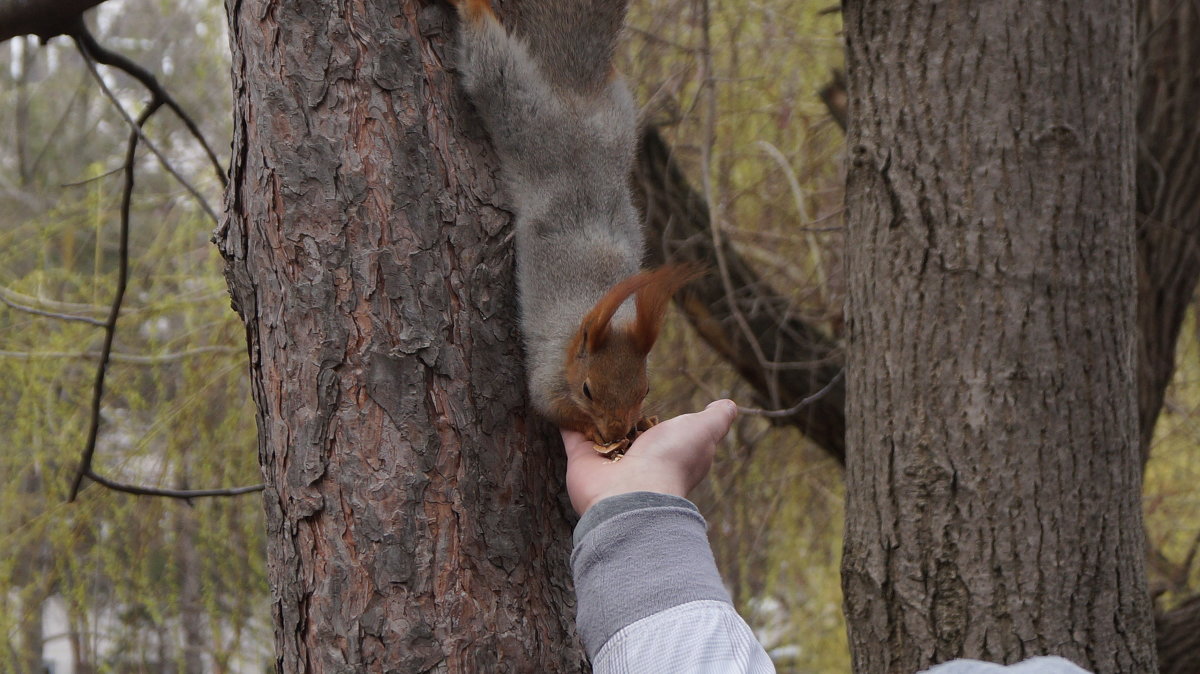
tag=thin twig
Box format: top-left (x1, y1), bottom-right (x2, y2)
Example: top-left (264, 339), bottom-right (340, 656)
top-left (72, 31), bottom-right (220, 224)
top-left (738, 369), bottom-right (845, 418)
top-left (756, 353), bottom-right (841, 371)
top-left (626, 25), bottom-right (699, 53)
top-left (1182, 529), bottom-right (1200, 584)
top-left (0, 346), bottom-right (242, 364)
top-left (30, 64), bottom-right (91, 179)
top-left (0, 293), bottom-right (106, 326)
top-left (60, 165), bottom-right (126, 188)
top-left (757, 139), bottom-right (829, 306)
top-left (85, 470), bottom-right (264, 499)
top-left (69, 98), bottom-right (158, 502)
top-left (1142, 0), bottom-right (1190, 48)
top-left (0, 287), bottom-right (107, 315)
top-left (72, 23), bottom-right (227, 188)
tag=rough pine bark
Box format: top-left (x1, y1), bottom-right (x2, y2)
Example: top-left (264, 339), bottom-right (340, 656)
top-left (217, 1), bottom-right (584, 671)
top-left (841, 2), bottom-right (1157, 673)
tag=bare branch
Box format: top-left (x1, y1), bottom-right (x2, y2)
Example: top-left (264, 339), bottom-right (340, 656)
top-left (0, 346), bottom-right (241, 364)
top-left (84, 470), bottom-right (264, 499)
top-left (72, 25), bottom-right (227, 188)
top-left (1182, 529), bottom-right (1200, 584)
top-left (738, 369), bottom-right (844, 418)
top-left (72, 27), bottom-right (221, 223)
top-left (69, 97), bottom-right (157, 502)
top-left (60, 164), bottom-right (125, 187)
top-left (0, 292), bottom-right (106, 326)
top-left (0, 287), bottom-right (107, 316)
top-left (0, 0), bottom-right (106, 42)
top-left (64, 30), bottom-right (246, 502)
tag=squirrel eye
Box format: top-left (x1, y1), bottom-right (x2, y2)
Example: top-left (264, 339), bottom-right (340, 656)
top-left (582, 382), bottom-right (593, 401)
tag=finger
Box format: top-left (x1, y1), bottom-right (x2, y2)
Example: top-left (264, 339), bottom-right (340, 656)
top-left (661, 399), bottom-right (736, 446)
top-left (561, 428), bottom-right (586, 446)
top-left (561, 428), bottom-right (603, 464)
top-left (706, 398), bottom-right (738, 415)
top-left (700, 399), bottom-right (738, 443)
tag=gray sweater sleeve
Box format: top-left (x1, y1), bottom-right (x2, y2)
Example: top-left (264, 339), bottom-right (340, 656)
top-left (570, 493), bottom-right (1096, 674)
top-left (570, 491), bottom-right (732, 656)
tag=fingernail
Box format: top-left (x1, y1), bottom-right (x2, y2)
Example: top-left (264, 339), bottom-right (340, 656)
top-left (707, 399), bottom-right (736, 415)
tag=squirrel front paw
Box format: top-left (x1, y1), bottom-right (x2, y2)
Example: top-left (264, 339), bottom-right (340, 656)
top-left (590, 415), bottom-right (659, 461)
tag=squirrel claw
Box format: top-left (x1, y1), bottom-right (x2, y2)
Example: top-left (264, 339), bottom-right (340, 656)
top-left (634, 415), bottom-right (659, 432)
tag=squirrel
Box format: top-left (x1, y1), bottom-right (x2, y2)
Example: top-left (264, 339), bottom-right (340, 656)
top-left (447, 0), bottom-right (696, 446)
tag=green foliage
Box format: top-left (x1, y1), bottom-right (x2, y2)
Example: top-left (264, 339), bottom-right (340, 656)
top-left (0, 3), bottom-right (266, 670)
top-left (626, 0), bottom-right (846, 321)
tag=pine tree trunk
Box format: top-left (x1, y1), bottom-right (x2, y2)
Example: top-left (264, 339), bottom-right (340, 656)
top-left (217, 1), bottom-right (584, 671)
top-left (841, 2), bottom-right (1157, 672)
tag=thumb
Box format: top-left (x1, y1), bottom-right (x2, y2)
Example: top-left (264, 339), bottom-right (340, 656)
top-left (561, 428), bottom-right (599, 463)
top-left (694, 399), bottom-right (737, 444)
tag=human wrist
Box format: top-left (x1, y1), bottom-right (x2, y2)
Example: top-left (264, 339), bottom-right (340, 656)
top-left (573, 491), bottom-right (697, 545)
top-left (582, 475), bottom-right (689, 514)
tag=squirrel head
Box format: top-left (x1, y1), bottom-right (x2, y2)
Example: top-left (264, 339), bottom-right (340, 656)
top-left (562, 265), bottom-right (699, 444)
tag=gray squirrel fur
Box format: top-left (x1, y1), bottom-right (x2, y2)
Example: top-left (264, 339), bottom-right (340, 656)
top-left (453, 0), bottom-right (663, 441)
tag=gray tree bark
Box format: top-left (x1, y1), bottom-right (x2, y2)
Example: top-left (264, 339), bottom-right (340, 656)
top-left (217, 1), bottom-right (584, 671)
top-left (841, 2), bottom-right (1157, 673)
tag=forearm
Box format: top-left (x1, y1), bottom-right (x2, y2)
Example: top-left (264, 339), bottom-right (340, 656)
top-left (570, 492), bottom-right (775, 672)
top-left (563, 402), bottom-right (1094, 674)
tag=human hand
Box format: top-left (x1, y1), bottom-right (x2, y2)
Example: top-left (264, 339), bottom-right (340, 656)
top-left (560, 399), bottom-right (738, 515)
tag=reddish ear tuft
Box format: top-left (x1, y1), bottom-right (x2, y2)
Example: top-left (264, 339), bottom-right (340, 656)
top-left (631, 264), bottom-right (704, 354)
top-left (575, 272), bottom-right (661, 353)
top-left (571, 265), bottom-right (703, 356)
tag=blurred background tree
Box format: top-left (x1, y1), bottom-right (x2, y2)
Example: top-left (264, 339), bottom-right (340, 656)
top-left (0, 0), bottom-right (1197, 671)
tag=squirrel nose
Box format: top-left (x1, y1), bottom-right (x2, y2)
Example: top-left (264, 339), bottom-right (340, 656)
top-left (600, 420), bottom-right (632, 444)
